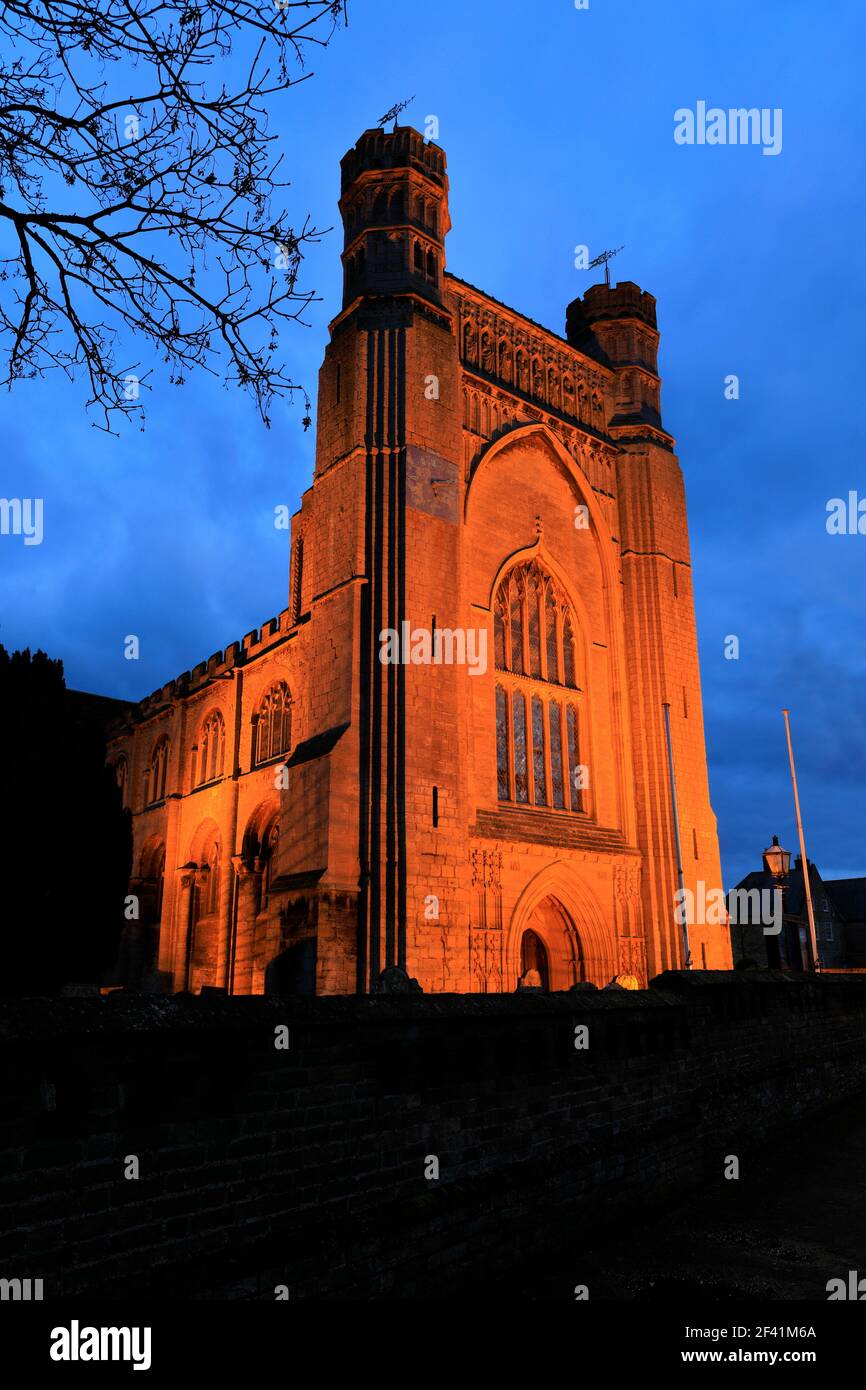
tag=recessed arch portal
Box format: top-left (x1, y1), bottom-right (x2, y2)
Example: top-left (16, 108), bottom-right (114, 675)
top-left (508, 864), bottom-right (617, 990)
top-left (517, 896), bottom-right (581, 991)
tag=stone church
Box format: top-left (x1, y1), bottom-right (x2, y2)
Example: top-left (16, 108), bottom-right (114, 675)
top-left (106, 125), bottom-right (732, 996)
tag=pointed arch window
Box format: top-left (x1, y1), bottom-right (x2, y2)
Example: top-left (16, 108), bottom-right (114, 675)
top-left (495, 685), bottom-right (509, 801)
top-left (493, 559), bottom-right (586, 813)
top-left (531, 696), bottom-right (546, 803)
top-left (141, 840), bottom-right (166, 924)
top-left (261, 819), bottom-right (280, 910)
top-left (147, 738), bottom-right (170, 804)
top-left (511, 690), bottom-right (529, 803)
top-left (495, 559), bottom-right (579, 688)
top-left (255, 682), bottom-right (292, 765)
top-left (195, 835), bottom-right (221, 922)
top-left (112, 755), bottom-right (129, 808)
top-left (545, 587), bottom-right (559, 682)
top-left (197, 710), bottom-right (225, 786)
top-left (563, 615), bottom-right (577, 687)
top-left (152, 843), bottom-right (166, 922)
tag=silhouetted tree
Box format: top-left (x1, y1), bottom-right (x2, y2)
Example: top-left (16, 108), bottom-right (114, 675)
top-left (0, 1), bottom-right (347, 429)
top-left (0, 644), bottom-right (132, 993)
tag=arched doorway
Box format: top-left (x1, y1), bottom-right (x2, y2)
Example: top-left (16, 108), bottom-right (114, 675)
top-left (516, 894), bottom-right (582, 991)
top-left (519, 928), bottom-right (550, 990)
top-left (508, 866), bottom-right (618, 990)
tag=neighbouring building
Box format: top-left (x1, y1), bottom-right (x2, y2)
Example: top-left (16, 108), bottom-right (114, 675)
top-left (728, 835), bottom-right (858, 970)
top-left (825, 877), bottom-right (866, 966)
top-left (105, 125), bottom-right (732, 996)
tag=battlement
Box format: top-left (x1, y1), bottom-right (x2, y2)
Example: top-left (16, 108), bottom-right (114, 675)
top-left (340, 125), bottom-right (447, 191)
top-left (566, 281), bottom-right (658, 344)
top-left (114, 606), bottom-right (295, 730)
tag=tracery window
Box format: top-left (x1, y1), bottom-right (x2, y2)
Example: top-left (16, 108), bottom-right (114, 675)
top-left (255, 682), bottom-right (292, 765)
top-left (196, 710), bottom-right (225, 785)
top-left (493, 560), bottom-right (585, 812)
top-left (147, 738), bottom-right (170, 804)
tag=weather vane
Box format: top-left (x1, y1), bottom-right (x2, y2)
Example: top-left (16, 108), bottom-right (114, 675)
top-left (588, 245), bottom-right (625, 288)
top-left (377, 96), bottom-right (415, 132)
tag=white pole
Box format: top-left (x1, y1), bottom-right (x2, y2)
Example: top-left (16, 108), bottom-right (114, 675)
top-left (782, 709), bottom-right (820, 972)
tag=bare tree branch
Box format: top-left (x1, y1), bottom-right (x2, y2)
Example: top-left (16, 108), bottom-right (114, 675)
top-left (0, 0), bottom-right (348, 430)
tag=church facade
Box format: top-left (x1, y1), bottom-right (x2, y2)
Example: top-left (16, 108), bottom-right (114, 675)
top-left (106, 125), bottom-right (731, 996)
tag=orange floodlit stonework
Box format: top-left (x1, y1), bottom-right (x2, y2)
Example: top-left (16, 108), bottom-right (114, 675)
top-left (106, 126), bottom-right (732, 997)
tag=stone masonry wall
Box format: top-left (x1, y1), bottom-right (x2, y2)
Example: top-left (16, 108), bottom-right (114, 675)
top-left (2, 972), bottom-right (865, 1299)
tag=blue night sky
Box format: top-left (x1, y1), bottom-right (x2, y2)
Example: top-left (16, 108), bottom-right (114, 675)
top-left (2, 0), bottom-right (864, 888)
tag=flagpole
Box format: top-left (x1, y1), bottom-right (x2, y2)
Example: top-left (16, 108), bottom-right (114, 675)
top-left (663, 702), bottom-right (691, 969)
top-left (782, 708), bottom-right (820, 972)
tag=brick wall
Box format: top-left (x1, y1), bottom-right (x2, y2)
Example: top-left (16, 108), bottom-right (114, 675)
top-left (3, 971), bottom-right (865, 1299)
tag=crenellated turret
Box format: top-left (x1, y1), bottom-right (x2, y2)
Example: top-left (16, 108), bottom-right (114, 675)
top-left (566, 281), bottom-right (662, 430)
top-left (339, 126), bottom-right (450, 310)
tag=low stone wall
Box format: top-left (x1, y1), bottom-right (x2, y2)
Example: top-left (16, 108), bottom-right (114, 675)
top-left (2, 971), bottom-right (865, 1299)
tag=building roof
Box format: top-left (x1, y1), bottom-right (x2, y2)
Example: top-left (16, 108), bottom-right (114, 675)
top-left (728, 861), bottom-right (833, 921)
top-left (67, 688), bottom-right (136, 728)
top-left (731, 869), bottom-right (768, 893)
top-left (825, 878), bottom-right (866, 924)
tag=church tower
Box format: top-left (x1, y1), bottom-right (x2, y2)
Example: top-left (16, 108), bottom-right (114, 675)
top-left (566, 284), bottom-right (728, 973)
top-left (285, 127), bottom-right (466, 992)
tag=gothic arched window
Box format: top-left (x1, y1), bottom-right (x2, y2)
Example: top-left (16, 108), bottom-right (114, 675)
top-left (111, 755), bottom-right (129, 808)
top-left (141, 841), bottom-right (166, 924)
top-left (255, 682), bottom-right (292, 765)
top-left (195, 835), bottom-right (221, 922)
top-left (152, 843), bottom-right (166, 922)
top-left (372, 186), bottom-right (388, 223)
top-left (260, 818), bottom-right (280, 910)
top-left (147, 738), bottom-right (170, 804)
top-left (493, 560), bottom-right (585, 812)
top-left (196, 709), bottom-right (226, 786)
